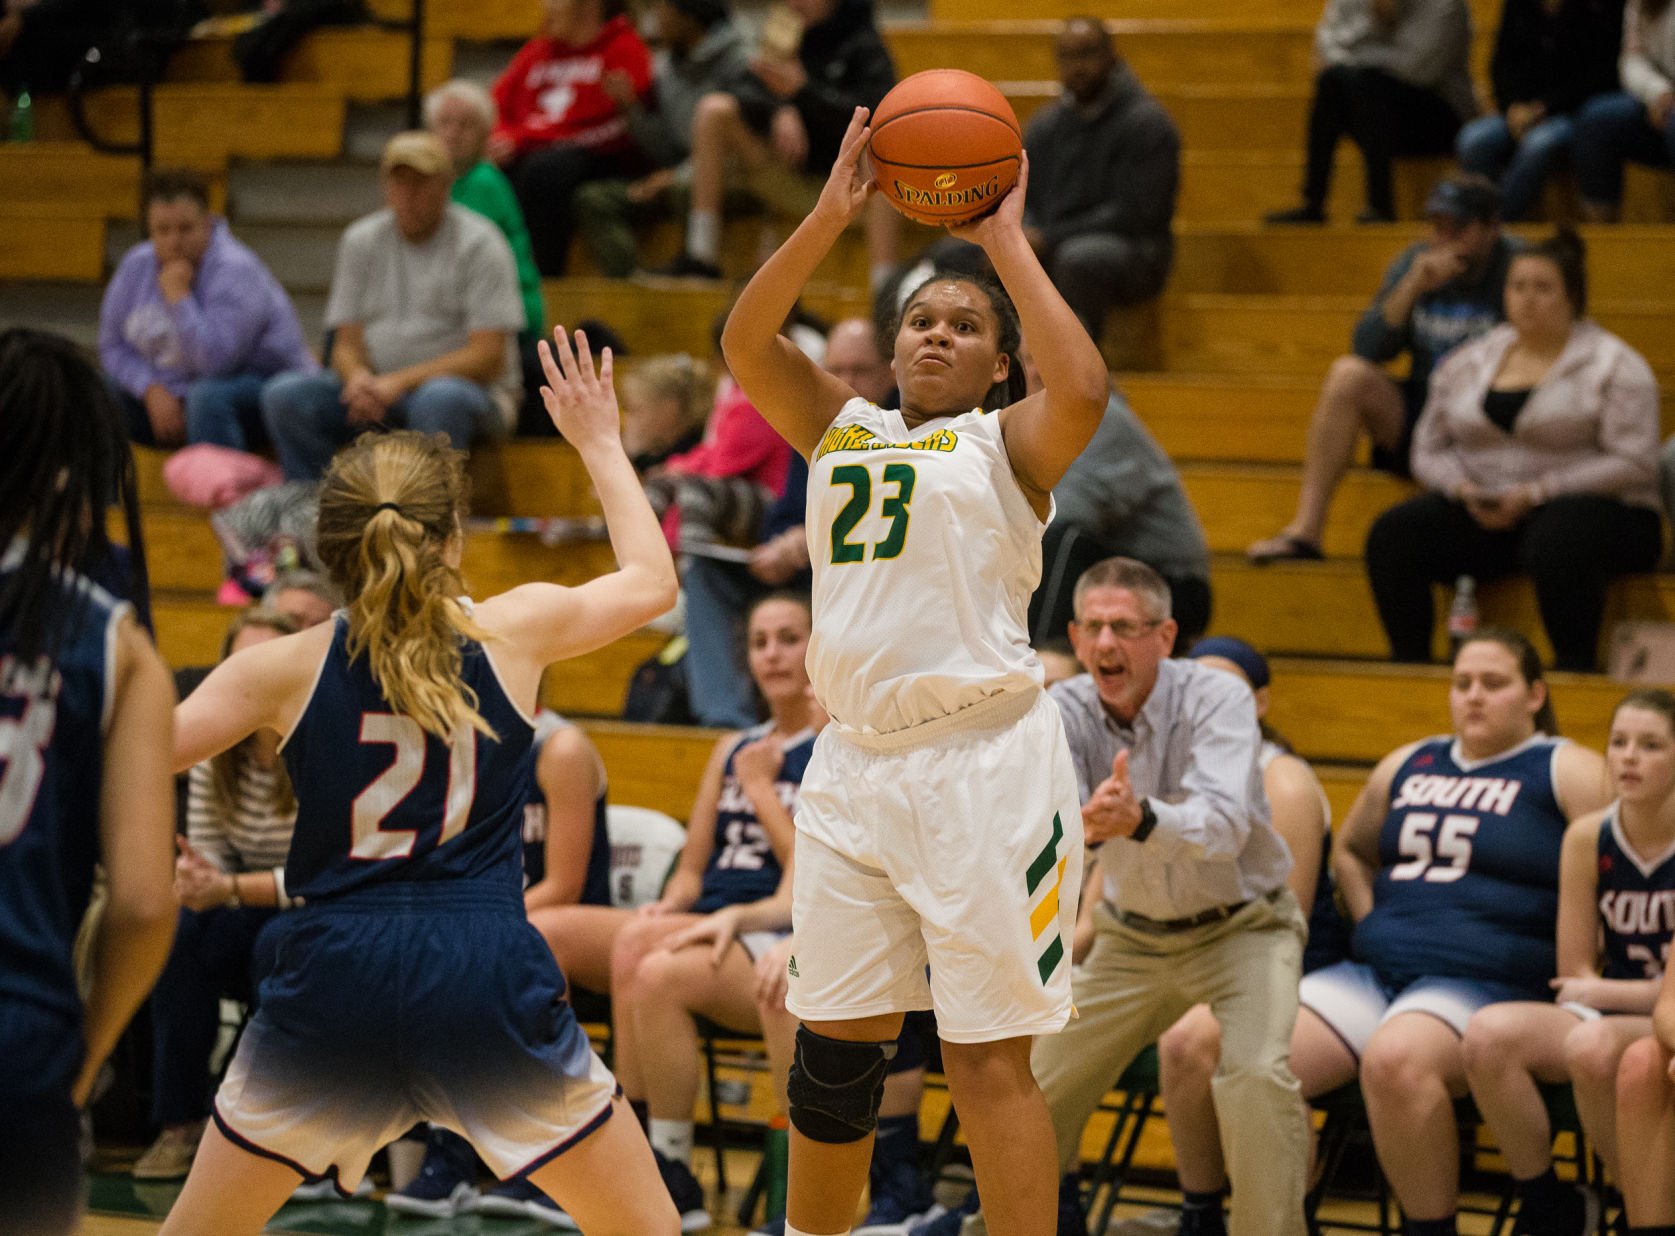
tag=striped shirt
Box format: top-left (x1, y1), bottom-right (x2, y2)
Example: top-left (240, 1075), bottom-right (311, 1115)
top-left (186, 759), bottom-right (296, 875)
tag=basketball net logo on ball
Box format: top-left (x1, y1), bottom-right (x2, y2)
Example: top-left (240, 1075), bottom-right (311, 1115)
top-left (868, 68), bottom-right (1022, 227)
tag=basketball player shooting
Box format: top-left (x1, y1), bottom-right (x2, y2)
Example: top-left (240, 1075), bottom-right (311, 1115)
top-left (720, 104), bottom-right (1109, 1236)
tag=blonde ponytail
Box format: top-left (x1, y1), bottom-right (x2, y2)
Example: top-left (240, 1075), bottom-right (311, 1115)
top-left (315, 432), bottom-right (496, 743)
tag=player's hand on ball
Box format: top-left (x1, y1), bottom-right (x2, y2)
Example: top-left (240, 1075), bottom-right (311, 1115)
top-left (947, 151), bottom-right (1028, 247)
top-left (539, 326), bottom-right (621, 454)
top-left (812, 107), bottom-right (876, 228)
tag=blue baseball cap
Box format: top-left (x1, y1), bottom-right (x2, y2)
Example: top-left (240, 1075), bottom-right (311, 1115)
top-left (1423, 175), bottom-right (1501, 224)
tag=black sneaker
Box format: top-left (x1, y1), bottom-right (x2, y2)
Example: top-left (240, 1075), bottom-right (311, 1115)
top-left (1512, 1181), bottom-right (1592, 1236)
top-left (649, 252), bottom-right (724, 280)
top-left (1264, 204), bottom-right (1327, 225)
top-left (1356, 207), bottom-right (1396, 224)
top-left (385, 1127), bottom-right (479, 1218)
top-left (652, 1148), bottom-right (713, 1232)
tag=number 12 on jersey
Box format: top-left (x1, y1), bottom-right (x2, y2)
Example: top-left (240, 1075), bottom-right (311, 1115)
top-left (830, 463), bottom-right (917, 564)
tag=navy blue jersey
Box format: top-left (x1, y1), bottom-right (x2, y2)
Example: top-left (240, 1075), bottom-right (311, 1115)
top-left (521, 713), bottom-right (610, 908)
top-left (1355, 735), bottom-right (1569, 991)
top-left (694, 724), bottom-right (815, 913)
top-left (0, 568), bottom-right (127, 1058)
top-left (1596, 809), bottom-right (1675, 980)
top-left (279, 615), bottom-right (535, 901)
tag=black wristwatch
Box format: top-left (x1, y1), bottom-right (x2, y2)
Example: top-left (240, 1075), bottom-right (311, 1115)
top-left (1131, 798), bottom-right (1158, 843)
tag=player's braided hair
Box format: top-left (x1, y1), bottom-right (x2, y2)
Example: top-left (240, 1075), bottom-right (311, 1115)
top-left (0, 328), bottom-right (148, 666)
top-left (315, 431), bottom-right (496, 743)
top-left (895, 267), bottom-right (1027, 410)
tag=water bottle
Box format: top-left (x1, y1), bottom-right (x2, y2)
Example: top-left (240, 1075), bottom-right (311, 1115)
top-left (762, 1115), bottom-right (789, 1221)
top-left (8, 89), bottom-right (32, 143)
top-left (1447, 575), bottom-right (1479, 654)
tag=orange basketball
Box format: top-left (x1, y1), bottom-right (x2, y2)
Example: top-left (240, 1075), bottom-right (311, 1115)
top-left (867, 69), bottom-right (1022, 226)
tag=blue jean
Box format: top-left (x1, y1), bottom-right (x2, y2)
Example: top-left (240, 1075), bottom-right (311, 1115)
top-left (261, 372), bottom-right (503, 481)
top-left (680, 555), bottom-right (763, 730)
top-left (1455, 113), bottom-right (1576, 220)
top-left (1573, 90), bottom-right (1675, 208)
top-left (185, 372), bottom-right (272, 453)
top-left (149, 904), bottom-right (279, 1126)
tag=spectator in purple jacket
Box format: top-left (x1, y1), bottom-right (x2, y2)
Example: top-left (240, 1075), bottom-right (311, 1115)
top-left (98, 168), bottom-right (318, 452)
top-left (1364, 230), bottom-right (1663, 670)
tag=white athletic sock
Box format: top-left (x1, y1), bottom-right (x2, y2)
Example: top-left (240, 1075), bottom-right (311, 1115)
top-left (687, 211), bottom-right (721, 263)
top-left (648, 1118), bottom-right (694, 1167)
top-left (785, 1226), bottom-right (850, 1236)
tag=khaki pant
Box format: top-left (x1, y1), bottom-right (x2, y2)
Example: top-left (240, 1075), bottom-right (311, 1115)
top-left (1032, 891), bottom-right (1310, 1236)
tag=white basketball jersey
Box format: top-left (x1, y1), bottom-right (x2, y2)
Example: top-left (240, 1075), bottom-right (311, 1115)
top-left (804, 397), bottom-right (1046, 736)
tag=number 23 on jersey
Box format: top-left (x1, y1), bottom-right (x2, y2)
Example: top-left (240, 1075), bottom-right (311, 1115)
top-left (829, 463), bottom-right (917, 564)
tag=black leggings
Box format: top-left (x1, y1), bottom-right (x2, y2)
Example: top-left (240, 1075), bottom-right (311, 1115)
top-left (1303, 64), bottom-right (1462, 215)
top-left (1364, 491), bottom-right (1663, 671)
top-left (513, 144), bottom-right (648, 276)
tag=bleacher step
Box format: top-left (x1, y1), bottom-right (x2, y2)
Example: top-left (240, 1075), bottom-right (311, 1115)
top-left (228, 162), bottom-right (381, 228)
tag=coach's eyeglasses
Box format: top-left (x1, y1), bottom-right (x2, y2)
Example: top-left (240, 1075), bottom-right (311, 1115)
top-left (1072, 618), bottom-right (1164, 641)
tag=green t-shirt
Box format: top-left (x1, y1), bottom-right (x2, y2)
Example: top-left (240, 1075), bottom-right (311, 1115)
top-left (452, 160), bottom-right (543, 334)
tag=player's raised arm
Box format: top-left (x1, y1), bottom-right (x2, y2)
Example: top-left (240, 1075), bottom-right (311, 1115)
top-left (956, 156), bottom-right (1109, 501)
top-left (720, 108), bottom-right (873, 457)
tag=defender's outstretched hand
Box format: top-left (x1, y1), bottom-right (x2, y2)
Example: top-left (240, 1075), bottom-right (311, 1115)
top-left (538, 326), bottom-right (620, 453)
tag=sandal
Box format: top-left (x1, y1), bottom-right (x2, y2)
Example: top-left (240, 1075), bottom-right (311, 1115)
top-left (1246, 533), bottom-right (1324, 564)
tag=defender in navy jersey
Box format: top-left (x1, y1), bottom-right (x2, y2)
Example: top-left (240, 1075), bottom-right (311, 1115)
top-left (158, 330), bottom-right (681, 1236)
top-left (1287, 631), bottom-right (1609, 1234)
top-left (1463, 689), bottom-right (1675, 1228)
top-left (0, 329), bottom-right (177, 1236)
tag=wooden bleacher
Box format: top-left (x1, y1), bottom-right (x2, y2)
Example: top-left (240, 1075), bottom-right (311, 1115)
top-left (15, 0), bottom-right (1675, 785)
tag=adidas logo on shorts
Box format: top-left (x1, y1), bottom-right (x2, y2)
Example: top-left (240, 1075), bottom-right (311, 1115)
top-left (787, 955), bottom-right (799, 978)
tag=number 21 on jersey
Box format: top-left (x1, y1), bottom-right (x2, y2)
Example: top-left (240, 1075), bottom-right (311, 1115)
top-left (830, 463), bottom-right (917, 564)
top-left (351, 713), bottom-right (476, 860)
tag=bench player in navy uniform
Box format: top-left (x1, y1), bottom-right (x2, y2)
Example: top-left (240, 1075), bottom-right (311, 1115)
top-left (157, 327), bottom-right (681, 1236)
top-left (1464, 688), bottom-right (1675, 1236)
top-left (1287, 629), bottom-right (1610, 1236)
top-left (387, 706), bottom-right (615, 1221)
top-left (0, 328), bottom-right (178, 1236)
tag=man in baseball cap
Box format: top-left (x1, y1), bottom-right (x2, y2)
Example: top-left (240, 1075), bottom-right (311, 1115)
top-left (261, 129), bottom-right (525, 481)
top-left (1246, 172), bottom-right (1516, 564)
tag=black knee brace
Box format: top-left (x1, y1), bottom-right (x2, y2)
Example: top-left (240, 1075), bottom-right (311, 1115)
top-left (786, 1025), bottom-right (897, 1144)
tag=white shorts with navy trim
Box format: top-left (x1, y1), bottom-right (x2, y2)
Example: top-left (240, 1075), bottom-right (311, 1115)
top-left (1299, 960), bottom-right (1542, 1059)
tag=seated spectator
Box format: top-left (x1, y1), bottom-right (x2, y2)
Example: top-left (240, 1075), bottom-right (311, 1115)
top-left (261, 132), bottom-right (523, 481)
top-left (99, 168), bottom-right (316, 452)
top-left (425, 79), bottom-right (544, 343)
top-left (131, 608), bottom-right (302, 1182)
top-left (642, 313), bottom-right (794, 553)
top-left (621, 353), bottom-right (711, 473)
top-left (656, 0), bottom-right (899, 288)
top-left (1574, 0), bottom-right (1675, 222)
top-left (0, 0), bottom-right (133, 94)
top-left (1455, 0), bottom-right (1624, 221)
top-left (923, 19), bottom-right (1177, 340)
top-left (1615, 963), bottom-right (1675, 1229)
top-left (1462, 688), bottom-right (1675, 1236)
top-left (1154, 637), bottom-right (1348, 1236)
top-left (491, 0), bottom-right (653, 276)
top-left (1267, 0), bottom-right (1475, 223)
top-left (1248, 175), bottom-right (1515, 563)
top-left (261, 570), bottom-right (339, 631)
top-left (1289, 630), bottom-right (1609, 1236)
top-left (1364, 230), bottom-right (1663, 672)
top-left (574, 0), bottom-right (754, 278)
top-left (1020, 339), bottom-right (1211, 652)
top-left (386, 708), bottom-right (616, 1222)
top-left (681, 316), bottom-right (885, 728)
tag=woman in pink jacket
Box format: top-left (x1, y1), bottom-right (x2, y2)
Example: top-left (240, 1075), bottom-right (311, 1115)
top-left (1364, 230), bottom-right (1663, 670)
